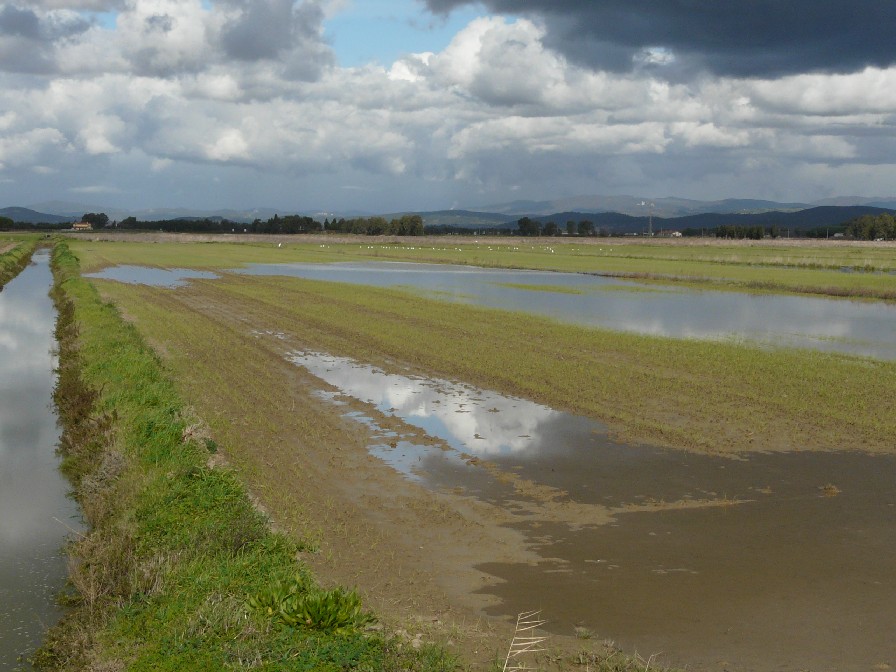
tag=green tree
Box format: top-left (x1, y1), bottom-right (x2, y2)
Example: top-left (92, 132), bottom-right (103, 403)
top-left (82, 212), bottom-right (109, 227)
top-left (517, 217), bottom-right (540, 237)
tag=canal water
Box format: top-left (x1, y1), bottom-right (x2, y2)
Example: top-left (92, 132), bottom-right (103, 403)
top-left (0, 251), bottom-right (79, 669)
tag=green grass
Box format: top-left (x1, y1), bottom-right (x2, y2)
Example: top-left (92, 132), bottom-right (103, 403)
top-left (492, 282), bottom-right (586, 294)
top-left (36, 241), bottom-right (464, 671)
top-left (0, 236), bottom-right (38, 288)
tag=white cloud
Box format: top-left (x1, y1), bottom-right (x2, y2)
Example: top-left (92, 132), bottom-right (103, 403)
top-left (748, 67), bottom-right (896, 116)
top-left (205, 128), bottom-right (250, 162)
top-left (69, 184), bottom-right (121, 193)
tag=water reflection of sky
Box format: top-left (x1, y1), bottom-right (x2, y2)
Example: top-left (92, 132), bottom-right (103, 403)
top-left (85, 265), bottom-right (218, 287)
top-left (287, 350), bottom-right (584, 457)
top-left (0, 252), bottom-right (81, 669)
top-left (241, 261), bottom-right (896, 360)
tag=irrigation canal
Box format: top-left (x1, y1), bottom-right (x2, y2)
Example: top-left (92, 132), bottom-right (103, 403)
top-left (0, 251), bottom-right (80, 670)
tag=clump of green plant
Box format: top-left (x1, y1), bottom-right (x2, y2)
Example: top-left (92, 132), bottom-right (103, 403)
top-left (0, 237), bottom-right (38, 288)
top-left (248, 575), bottom-right (376, 634)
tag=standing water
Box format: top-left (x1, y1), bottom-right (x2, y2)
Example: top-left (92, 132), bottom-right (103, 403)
top-left (0, 250), bottom-right (80, 669)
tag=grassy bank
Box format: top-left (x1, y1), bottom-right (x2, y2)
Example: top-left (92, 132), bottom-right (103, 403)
top-left (0, 236), bottom-right (38, 288)
top-left (36, 241), bottom-right (461, 671)
top-left (73, 236), bottom-right (896, 301)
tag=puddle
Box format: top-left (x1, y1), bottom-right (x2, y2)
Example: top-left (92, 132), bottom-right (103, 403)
top-left (85, 265), bottom-right (218, 287)
top-left (286, 348), bottom-right (896, 672)
top-left (0, 252), bottom-right (82, 670)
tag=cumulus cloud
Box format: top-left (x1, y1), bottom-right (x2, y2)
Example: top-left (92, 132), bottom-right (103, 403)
top-left (424, 0), bottom-right (896, 78)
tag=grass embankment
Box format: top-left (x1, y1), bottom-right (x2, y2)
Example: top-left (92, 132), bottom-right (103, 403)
top-left (75, 237), bottom-right (896, 301)
top-left (36, 241), bottom-right (461, 671)
top-left (0, 236), bottom-right (38, 287)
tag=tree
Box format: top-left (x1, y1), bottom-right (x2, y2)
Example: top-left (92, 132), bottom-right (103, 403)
top-left (0, 216), bottom-right (13, 229)
top-left (845, 213), bottom-right (896, 240)
top-left (566, 221), bottom-right (576, 235)
top-left (82, 212), bottom-right (109, 227)
top-left (577, 220), bottom-right (594, 236)
top-left (543, 221), bottom-right (559, 236)
top-left (517, 217), bottom-right (540, 236)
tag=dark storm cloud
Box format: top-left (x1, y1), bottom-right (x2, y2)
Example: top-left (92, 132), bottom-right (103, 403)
top-left (0, 5), bottom-right (40, 38)
top-left (0, 5), bottom-right (90, 74)
top-left (423, 0), bottom-right (896, 77)
top-left (221, 0), bottom-right (294, 60)
top-left (0, 4), bottom-right (90, 39)
top-left (221, 0), bottom-right (325, 59)
top-left (219, 0), bottom-right (333, 79)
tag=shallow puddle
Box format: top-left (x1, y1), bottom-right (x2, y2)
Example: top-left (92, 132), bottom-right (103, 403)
top-left (287, 349), bottom-right (896, 672)
top-left (85, 265), bottom-right (218, 287)
top-left (0, 252), bottom-right (81, 670)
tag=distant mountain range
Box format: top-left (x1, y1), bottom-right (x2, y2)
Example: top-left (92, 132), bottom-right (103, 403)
top-left (0, 207), bottom-right (76, 224)
top-left (4, 195), bottom-right (896, 233)
top-left (476, 194), bottom-right (896, 218)
top-left (522, 206), bottom-right (895, 235)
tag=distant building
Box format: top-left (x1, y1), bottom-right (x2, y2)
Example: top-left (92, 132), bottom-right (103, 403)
top-left (72, 222), bottom-right (93, 231)
top-left (657, 229), bottom-right (683, 238)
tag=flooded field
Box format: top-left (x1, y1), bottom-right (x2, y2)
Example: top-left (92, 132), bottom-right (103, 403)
top-left (89, 261), bottom-right (896, 359)
top-left (0, 252), bottom-right (80, 670)
top-left (284, 349), bottom-right (896, 671)
top-left (84, 254), bottom-right (896, 671)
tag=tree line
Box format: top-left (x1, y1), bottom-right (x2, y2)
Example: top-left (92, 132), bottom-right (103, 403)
top-left (112, 214), bottom-right (323, 234)
top-left (843, 213), bottom-right (896, 240)
top-left (516, 217), bottom-right (600, 236)
top-left (713, 224), bottom-right (778, 240)
top-left (324, 214), bottom-right (424, 236)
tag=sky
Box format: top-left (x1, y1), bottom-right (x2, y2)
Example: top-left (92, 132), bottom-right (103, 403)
top-left (1, 0), bottom-right (896, 214)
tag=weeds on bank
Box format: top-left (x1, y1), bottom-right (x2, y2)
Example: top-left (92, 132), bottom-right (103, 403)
top-left (0, 237), bottom-right (38, 287)
top-left (247, 576), bottom-right (375, 634)
top-left (35, 241), bottom-right (462, 671)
